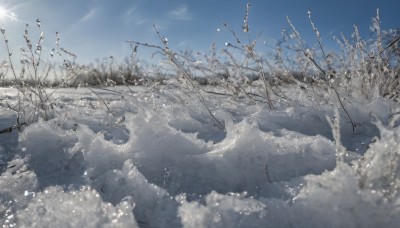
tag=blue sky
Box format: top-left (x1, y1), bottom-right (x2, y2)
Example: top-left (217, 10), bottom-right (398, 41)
top-left (0, 0), bottom-right (399, 65)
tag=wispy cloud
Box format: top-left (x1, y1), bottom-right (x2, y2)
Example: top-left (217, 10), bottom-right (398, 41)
top-left (134, 18), bottom-right (148, 26)
top-left (168, 4), bottom-right (192, 21)
top-left (122, 5), bottom-right (149, 26)
top-left (80, 8), bottom-right (97, 23)
top-left (122, 5), bottom-right (137, 19)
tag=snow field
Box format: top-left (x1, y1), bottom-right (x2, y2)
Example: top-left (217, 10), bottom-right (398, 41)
top-left (0, 84), bottom-right (399, 227)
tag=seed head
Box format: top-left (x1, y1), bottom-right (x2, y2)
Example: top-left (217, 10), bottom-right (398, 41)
top-left (162, 37), bottom-right (168, 45)
top-left (36, 19), bottom-right (41, 27)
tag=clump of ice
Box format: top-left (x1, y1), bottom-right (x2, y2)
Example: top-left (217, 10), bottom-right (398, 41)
top-left (291, 163), bottom-right (400, 227)
top-left (177, 191), bottom-right (268, 228)
top-left (357, 120), bottom-right (400, 200)
top-left (14, 186), bottom-right (138, 227)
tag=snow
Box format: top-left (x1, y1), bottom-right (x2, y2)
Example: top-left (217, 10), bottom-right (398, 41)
top-left (0, 83), bottom-right (400, 227)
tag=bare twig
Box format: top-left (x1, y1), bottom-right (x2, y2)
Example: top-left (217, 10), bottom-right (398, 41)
top-left (0, 122), bottom-right (27, 134)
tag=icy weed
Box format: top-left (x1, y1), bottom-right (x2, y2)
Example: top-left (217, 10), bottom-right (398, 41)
top-left (0, 85), bottom-right (399, 227)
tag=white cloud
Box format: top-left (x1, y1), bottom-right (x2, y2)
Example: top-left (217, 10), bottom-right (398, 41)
top-left (80, 8), bottom-right (97, 22)
top-left (168, 4), bottom-right (192, 21)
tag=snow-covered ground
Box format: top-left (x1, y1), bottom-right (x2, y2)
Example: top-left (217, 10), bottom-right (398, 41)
top-left (1, 82), bottom-right (400, 227)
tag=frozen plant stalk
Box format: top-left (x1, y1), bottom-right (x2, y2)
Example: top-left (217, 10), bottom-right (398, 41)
top-left (327, 109), bottom-right (347, 164)
top-left (242, 3), bottom-right (250, 32)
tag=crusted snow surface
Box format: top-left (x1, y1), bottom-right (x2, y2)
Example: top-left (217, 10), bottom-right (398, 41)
top-left (0, 84), bottom-right (399, 227)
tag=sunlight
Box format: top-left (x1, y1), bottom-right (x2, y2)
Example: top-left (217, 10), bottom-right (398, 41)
top-left (0, 5), bottom-right (8, 20)
top-left (0, 5), bottom-right (16, 21)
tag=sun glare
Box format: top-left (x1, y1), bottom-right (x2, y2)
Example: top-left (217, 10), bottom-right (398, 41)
top-left (0, 6), bottom-right (8, 20)
top-left (0, 5), bottom-right (15, 21)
